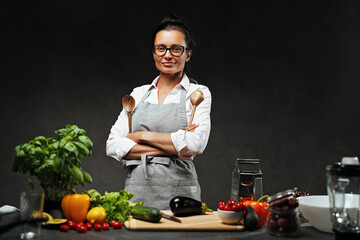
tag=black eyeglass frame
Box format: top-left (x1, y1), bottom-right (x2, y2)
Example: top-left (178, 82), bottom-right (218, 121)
top-left (152, 44), bottom-right (190, 57)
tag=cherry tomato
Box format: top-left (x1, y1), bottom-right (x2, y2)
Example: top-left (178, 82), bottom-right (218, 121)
top-left (227, 200), bottom-right (235, 207)
top-left (112, 221), bottom-right (122, 229)
top-left (110, 220), bottom-right (122, 228)
top-left (224, 204), bottom-right (232, 211)
top-left (102, 222), bottom-right (110, 230)
top-left (67, 220), bottom-right (75, 229)
top-left (231, 202), bottom-right (241, 211)
top-left (110, 220), bottom-right (117, 227)
top-left (75, 222), bottom-right (84, 230)
top-left (218, 202), bottom-right (225, 210)
top-left (77, 225), bottom-right (87, 233)
top-left (238, 201), bottom-right (246, 211)
top-left (85, 222), bottom-right (92, 230)
top-left (94, 223), bottom-right (102, 231)
top-left (60, 224), bottom-right (69, 232)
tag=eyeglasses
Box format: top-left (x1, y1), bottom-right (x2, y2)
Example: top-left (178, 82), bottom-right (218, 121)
top-left (153, 44), bottom-right (189, 57)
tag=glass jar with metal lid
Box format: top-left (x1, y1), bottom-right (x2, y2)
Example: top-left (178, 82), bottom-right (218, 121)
top-left (266, 188), bottom-right (301, 237)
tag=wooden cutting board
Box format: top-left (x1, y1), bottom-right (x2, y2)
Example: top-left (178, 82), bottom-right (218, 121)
top-left (124, 211), bottom-right (244, 231)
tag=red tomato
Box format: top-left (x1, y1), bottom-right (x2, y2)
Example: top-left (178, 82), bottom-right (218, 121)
top-left (60, 224), bottom-right (69, 232)
top-left (67, 220), bottom-right (75, 229)
top-left (226, 200), bottom-right (235, 206)
top-left (224, 204), bottom-right (232, 211)
top-left (94, 223), bottom-right (102, 231)
top-left (110, 220), bottom-right (122, 229)
top-left (231, 202), bottom-right (242, 212)
top-left (77, 225), bottom-right (87, 233)
top-left (76, 222), bottom-right (85, 230)
top-left (238, 201), bottom-right (246, 211)
top-left (102, 222), bottom-right (110, 230)
top-left (110, 220), bottom-right (117, 227)
top-left (75, 223), bottom-right (82, 230)
top-left (112, 221), bottom-right (122, 229)
top-left (85, 222), bottom-right (92, 230)
top-left (218, 202), bottom-right (225, 210)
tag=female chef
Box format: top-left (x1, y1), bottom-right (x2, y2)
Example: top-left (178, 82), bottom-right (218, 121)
top-left (106, 15), bottom-right (212, 210)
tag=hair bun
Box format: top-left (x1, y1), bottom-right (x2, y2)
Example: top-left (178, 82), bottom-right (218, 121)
top-left (153, 15), bottom-right (195, 50)
top-left (161, 14), bottom-right (182, 24)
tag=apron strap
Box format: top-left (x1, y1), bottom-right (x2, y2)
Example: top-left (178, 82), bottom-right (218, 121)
top-left (141, 154), bottom-right (148, 179)
top-left (132, 88), bottom-right (152, 115)
top-left (178, 89), bottom-right (187, 129)
top-left (139, 89), bottom-right (152, 104)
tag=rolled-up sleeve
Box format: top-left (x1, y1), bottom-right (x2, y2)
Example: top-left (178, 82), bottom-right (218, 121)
top-left (106, 86), bottom-right (150, 161)
top-left (171, 87), bottom-right (212, 160)
top-left (106, 108), bottom-right (137, 162)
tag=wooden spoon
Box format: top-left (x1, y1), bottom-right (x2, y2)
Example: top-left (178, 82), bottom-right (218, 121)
top-left (122, 95), bottom-right (136, 133)
top-left (189, 90), bottom-right (204, 125)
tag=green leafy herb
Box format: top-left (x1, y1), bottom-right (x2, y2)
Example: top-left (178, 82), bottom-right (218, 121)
top-left (13, 124), bottom-right (93, 201)
top-left (83, 189), bottom-right (143, 223)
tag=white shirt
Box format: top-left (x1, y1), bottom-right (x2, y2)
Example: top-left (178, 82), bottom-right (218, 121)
top-left (106, 74), bottom-right (212, 161)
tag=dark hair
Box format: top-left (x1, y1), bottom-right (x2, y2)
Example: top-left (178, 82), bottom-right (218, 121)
top-left (152, 15), bottom-right (195, 50)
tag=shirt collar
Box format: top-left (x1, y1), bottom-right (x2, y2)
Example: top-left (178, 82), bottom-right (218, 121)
top-left (150, 74), bottom-right (190, 92)
top-left (181, 74), bottom-right (190, 92)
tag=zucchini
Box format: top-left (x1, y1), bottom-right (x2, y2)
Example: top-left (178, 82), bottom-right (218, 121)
top-left (131, 206), bottom-right (162, 223)
top-left (169, 196), bottom-right (213, 217)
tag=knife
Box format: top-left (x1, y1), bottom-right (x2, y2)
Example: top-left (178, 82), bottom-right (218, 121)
top-left (161, 212), bottom-right (182, 223)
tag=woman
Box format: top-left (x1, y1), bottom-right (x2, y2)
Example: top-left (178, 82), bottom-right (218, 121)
top-left (106, 15), bottom-right (211, 210)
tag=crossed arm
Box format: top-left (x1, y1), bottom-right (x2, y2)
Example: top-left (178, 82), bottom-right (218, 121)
top-left (106, 85), bottom-right (211, 162)
top-left (124, 124), bottom-right (198, 159)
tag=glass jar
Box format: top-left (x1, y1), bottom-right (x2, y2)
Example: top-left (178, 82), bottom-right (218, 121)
top-left (267, 206), bottom-right (301, 237)
top-left (266, 189), bottom-right (301, 237)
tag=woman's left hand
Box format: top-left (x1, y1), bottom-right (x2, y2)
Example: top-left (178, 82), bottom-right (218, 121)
top-left (184, 124), bottom-right (199, 132)
top-left (126, 131), bottom-right (146, 143)
top-left (126, 131), bottom-right (177, 155)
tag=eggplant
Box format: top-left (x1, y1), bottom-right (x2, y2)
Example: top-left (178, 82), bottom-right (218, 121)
top-left (169, 196), bottom-right (213, 216)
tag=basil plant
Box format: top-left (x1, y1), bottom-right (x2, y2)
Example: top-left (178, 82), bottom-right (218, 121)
top-left (13, 124), bottom-right (93, 201)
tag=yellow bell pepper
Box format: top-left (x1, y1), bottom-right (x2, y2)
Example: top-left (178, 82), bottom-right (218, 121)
top-left (61, 193), bottom-right (90, 222)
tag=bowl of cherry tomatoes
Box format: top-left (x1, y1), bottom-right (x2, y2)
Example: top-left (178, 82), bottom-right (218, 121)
top-left (217, 200), bottom-right (245, 225)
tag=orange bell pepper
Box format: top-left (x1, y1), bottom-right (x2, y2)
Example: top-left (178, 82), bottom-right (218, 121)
top-left (243, 200), bottom-right (269, 228)
top-left (61, 193), bottom-right (90, 222)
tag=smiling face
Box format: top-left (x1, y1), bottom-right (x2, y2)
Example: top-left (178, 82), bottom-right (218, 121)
top-left (153, 30), bottom-right (192, 77)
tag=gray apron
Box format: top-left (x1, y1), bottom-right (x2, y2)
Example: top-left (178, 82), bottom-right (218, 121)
top-left (124, 87), bottom-right (201, 210)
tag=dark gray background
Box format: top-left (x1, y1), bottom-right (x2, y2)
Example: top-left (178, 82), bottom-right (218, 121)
top-left (1, 0), bottom-right (359, 210)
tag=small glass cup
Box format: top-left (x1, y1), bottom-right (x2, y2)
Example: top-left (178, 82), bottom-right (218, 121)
top-left (20, 191), bottom-right (45, 239)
